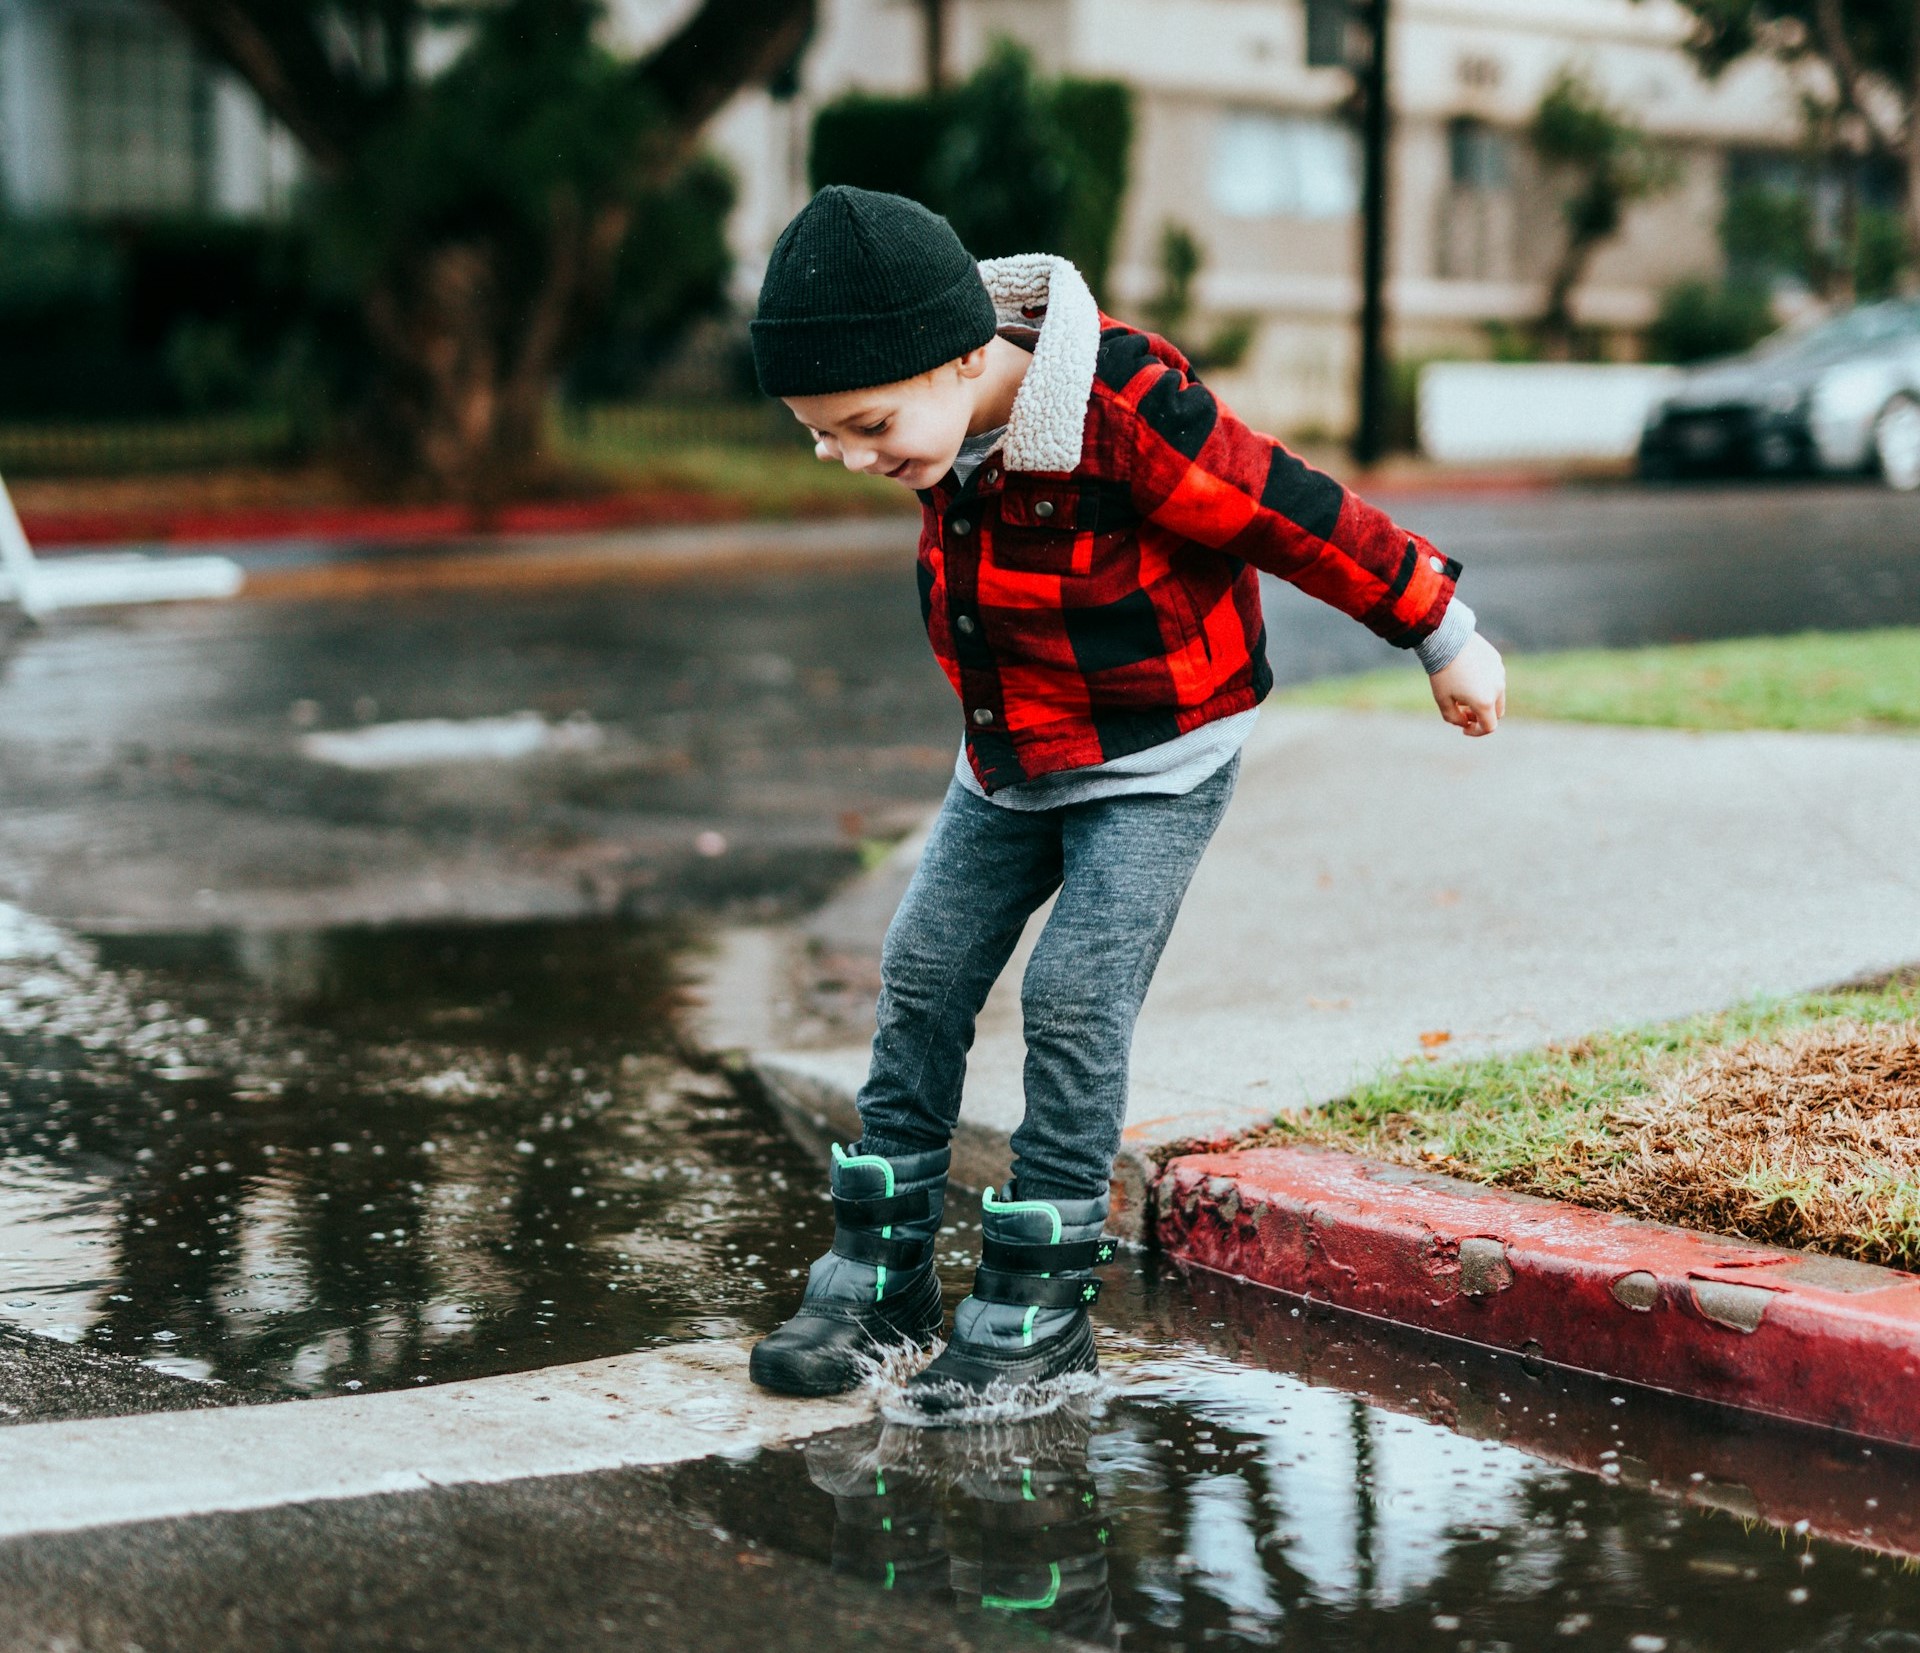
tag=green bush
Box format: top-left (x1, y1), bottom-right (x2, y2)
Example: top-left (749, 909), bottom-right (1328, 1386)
top-left (810, 41), bottom-right (1132, 300)
top-left (1723, 179), bottom-right (1912, 302)
top-left (1648, 278), bottom-right (1775, 363)
top-left (0, 216), bottom-right (343, 423)
top-left (563, 153), bottom-right (738, 401)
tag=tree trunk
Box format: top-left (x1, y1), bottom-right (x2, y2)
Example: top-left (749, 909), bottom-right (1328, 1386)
top-left (358, 230), bottom-right (586, 504)
top-left (1537, 230), bottom-right (1595, 361)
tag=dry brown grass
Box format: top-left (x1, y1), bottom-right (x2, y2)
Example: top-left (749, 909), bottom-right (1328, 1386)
top-left (1486, 1023), bottom-right (1920, 1266)
top-left (1260, 982), bottom-right (1920, 1269)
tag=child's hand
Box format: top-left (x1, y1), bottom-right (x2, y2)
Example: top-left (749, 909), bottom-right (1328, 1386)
top-left (1430, 634), bottom-right (1505, 737)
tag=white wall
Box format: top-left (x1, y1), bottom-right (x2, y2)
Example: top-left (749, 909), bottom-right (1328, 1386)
top-left (0, 0), bottom-right (73, 212)
top-left (1419, 361), bottom-right (1679, 461)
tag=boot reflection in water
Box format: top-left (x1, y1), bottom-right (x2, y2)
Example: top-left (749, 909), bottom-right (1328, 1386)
top-left (805, 1408), bottom-right (1117, 1650)
top-left (803, 1425), bottom-right (948, 1597)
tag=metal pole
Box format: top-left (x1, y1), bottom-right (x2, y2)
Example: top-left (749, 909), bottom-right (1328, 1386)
top-left (923, 0), bottom-right (946, 92)
top-left (1352, 0), bottom-right (1392, 466)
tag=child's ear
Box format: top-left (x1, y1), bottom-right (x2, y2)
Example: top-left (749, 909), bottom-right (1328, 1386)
top-left (954, 345), bottom-right (991, 381)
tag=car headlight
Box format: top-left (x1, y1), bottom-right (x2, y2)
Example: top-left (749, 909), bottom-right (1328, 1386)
top-left (1810, 362), bottom-right (1890, 425)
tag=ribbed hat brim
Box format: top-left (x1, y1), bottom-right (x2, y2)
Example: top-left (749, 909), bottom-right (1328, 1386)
top-left (752, 266), bottom-right (997, 398)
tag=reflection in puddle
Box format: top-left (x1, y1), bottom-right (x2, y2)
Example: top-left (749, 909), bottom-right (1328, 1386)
top-left (676, 1280), bottom-right (1920, 1652)
top-left (9, 910), bottom-right (1920, 1647)
top-left (0, 918), bottom-right (830, 1394)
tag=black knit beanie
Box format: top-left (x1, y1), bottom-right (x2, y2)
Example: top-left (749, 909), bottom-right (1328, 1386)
top-left (752, 186), bottom-right (997, 397)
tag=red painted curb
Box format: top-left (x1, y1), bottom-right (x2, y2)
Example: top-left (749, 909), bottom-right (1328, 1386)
top-left (18, 491), bottom-right (746, 549)
top-left (1153, 1146), bottom-right (1920, 1449)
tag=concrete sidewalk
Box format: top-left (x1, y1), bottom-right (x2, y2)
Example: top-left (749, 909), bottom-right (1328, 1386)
top-left (717, 709), bottom-right (1920, 1211)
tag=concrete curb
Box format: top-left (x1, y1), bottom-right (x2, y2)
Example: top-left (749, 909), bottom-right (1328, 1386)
top-left (1153, 1145), bottom-right (1920, 1448)
top-left (0, 1339), bottom-right (866, 1542)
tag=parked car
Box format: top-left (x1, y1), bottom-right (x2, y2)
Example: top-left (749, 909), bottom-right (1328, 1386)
top-left (1639, 300), bottom-right (1920, 489)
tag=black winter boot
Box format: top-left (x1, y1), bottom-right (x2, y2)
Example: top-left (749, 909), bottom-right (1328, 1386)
top-left (902, 1187), bottom-right (1113, 1417)
top-left (749, 1143), bottom-right (949, 1397)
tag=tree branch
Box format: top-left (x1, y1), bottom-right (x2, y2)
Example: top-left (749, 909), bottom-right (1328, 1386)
top-left (155, 0), bottom-right (373, 173)
top-left (1811, 0), bottom-right (1903, 158)
top-left (632, 0), bottom-right (813, 155)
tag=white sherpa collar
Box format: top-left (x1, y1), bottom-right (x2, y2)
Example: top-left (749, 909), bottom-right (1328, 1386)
top-left (977, 254), bottom-right (1101, 474)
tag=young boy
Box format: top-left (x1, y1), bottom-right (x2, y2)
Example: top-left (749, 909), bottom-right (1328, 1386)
top-left (746, 186), bottom-right (1505, 1412)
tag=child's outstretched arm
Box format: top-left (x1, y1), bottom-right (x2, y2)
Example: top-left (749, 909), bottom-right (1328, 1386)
top-left (1104, 334), bottom-right (1503, 735)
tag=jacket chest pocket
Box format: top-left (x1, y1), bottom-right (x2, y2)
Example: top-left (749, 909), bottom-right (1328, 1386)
top-left (988, 483), bottom-right (1122, 578)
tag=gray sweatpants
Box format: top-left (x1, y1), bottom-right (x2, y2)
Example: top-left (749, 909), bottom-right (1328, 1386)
top-left (854, 756), bottom-right (1239, 1198)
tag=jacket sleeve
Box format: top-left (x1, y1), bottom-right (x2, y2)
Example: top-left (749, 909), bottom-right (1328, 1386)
top-left (1101, 334), bottom-right (1460, 647)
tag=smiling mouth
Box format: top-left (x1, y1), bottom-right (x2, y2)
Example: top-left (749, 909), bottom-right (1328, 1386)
top-left (883, 458), bottom-right (914, 479)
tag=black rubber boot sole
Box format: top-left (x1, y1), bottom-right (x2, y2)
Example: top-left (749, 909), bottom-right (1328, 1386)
top-left (902, 1310), bottom-right (1098, 1416)
top-left (749, 1266), bottom-right (945, 1398)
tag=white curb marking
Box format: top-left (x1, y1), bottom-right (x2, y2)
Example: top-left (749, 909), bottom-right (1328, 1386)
top-left (0, 1340), bottom-right (865, 1542)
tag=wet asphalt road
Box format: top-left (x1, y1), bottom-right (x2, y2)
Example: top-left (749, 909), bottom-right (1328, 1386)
top-left (3, 481), bottom-right (1920, 1650)
top-left (1, 481), bottom-right (1916, 934)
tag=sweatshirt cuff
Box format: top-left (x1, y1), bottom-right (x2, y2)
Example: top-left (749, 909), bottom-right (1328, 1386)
top-left (1414, 598), bottom-right (1476, 675)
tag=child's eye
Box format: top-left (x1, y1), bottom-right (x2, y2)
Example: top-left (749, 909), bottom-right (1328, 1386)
top-left (857, 419), bottom-right (890, 436)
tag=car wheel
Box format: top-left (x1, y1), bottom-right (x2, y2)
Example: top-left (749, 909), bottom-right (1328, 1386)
top-left (1874, 395), bottom-right (1920, 491)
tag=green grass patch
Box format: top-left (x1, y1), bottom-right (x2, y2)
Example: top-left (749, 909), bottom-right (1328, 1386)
top-left (1285, 628), bottom-right (1920, 733)
top-left (1256, 973), bottom-right (1920, 1266)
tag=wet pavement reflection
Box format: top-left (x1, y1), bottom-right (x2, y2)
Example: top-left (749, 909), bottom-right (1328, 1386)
top-left (0, 918), bottom-right (831, 1392)
top-left (8, 920), bottom-right (1920, 1644)
top-left (676, 1266), bottom-right (1920, 1651)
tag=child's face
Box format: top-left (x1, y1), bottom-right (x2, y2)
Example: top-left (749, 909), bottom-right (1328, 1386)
top-left (784, 350), bottom-right (987, 490)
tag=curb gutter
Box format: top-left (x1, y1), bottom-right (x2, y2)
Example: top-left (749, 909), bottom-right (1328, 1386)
top-left (1178, 1271), bottom-right (1920, 1561)
top-left (1155, 1145), bottom-right (1920, 1449)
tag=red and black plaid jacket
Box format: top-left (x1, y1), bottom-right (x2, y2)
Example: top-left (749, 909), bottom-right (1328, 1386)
top-left (920, 312), bottom-right (1461, 794)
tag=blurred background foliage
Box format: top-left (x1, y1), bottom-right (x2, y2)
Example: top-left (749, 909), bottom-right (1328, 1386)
top-left (0, 0), bottom-right (805, 497)
top-left (809, 42), bottom-right (1132, 302)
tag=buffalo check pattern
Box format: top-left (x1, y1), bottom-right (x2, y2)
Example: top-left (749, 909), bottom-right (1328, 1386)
top-left (920, 259), bottom-right (1461, 794)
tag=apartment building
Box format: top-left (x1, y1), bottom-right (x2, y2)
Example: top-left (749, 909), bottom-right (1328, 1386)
top-left (712, 0), bottom-right (1811, 432)
top-left (0, 0), bottom-right (1814, 433)
top-left (0, 0), bottom-right (297, 218)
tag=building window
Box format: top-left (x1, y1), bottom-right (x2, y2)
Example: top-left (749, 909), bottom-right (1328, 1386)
top-left (1210, 112), bottom-right (1359, 220)
top-left (67, 11), bottom-right (206, 214)
top-left (1448, 118), bottom-right (1511, 192)
top-left (1304, 0), bottom-right (1350, 69)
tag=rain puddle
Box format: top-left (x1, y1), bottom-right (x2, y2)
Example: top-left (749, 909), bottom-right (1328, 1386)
top-left (7, 908), bottom-right (1920, 1648)
top-left (0, 913), bottom-right (833, 1392)
top-left (673, 1268), bottom-right (1920, 1651)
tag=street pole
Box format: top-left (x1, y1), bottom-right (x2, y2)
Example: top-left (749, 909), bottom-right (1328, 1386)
top-left (922, 0), bottom-right (946, 92)
top-left (1352, 0), bottom-right (1392, 466)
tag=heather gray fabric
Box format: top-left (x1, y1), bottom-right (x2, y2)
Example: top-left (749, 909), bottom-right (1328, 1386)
top-left (956, 707), bottom-right (1257, 811)
top-left (949, 423), bottom-right (1007, 487)
top-left (855, 756), bottom-right (1239, 1197)
top-left (1416, 597), bottom-right (1477, 674)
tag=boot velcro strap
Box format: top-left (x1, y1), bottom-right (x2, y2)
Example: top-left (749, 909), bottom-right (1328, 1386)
top-left (832, 1226), bottom-right (932, 1270)
top-left (831, 1187), bottom-right (932, 1228)
top-left (980, 1236), bottom-right (1117, 1273)
top-left (970, 1268), bottom-right (1101, 1309)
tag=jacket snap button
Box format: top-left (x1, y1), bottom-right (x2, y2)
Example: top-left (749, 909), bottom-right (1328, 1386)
top-left (983, 468), bottom-right (999, 485)
top-left (951, 517), bottom-right (972, 536)
top-left (1033, 499), bottom-right (1055, 519)
top-left (956, 614), bottom-right (977, 635)
top-left (1429, 555), bottom-right (1445, 573)
top-left (972, 707), bottom-right (994, 726)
